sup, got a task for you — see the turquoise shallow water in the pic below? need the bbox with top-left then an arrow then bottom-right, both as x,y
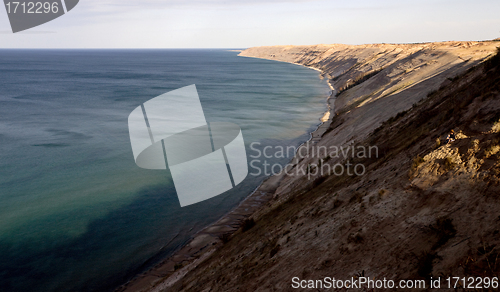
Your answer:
0,49 -> 329,291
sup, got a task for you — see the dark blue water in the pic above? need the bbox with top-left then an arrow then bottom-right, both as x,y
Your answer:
0,49 -> 329,292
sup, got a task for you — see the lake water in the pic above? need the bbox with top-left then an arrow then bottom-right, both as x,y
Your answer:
0,49 -> 329,291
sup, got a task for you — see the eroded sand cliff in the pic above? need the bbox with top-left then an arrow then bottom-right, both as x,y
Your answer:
121,41 -> 500,292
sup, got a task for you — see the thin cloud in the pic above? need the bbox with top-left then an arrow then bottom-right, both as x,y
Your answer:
0,31 -> 57,34
82,0 -> 322,12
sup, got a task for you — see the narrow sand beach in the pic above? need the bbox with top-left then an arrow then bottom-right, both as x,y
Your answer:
116,66 -> 334,292
117,40 -> 500,291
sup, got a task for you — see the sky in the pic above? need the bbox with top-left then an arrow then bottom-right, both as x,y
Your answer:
0,0 -> 499,48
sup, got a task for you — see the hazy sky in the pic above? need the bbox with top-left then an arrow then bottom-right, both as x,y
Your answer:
1,0 -> 499,48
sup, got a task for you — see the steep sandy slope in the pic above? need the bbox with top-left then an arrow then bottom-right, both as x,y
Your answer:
121,41 -> 500,292
161,46 -> 500,292
241,41 -> 499,202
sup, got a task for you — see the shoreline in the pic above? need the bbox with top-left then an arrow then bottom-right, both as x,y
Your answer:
238,55 -> 336,124
116,57 -> 333,292
123,40 -> 500,291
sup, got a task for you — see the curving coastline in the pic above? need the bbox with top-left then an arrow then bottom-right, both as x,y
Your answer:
116,55 -> 334,292
118,40 -> 500,292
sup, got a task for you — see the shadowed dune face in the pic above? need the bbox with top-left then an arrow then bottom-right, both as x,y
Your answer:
120,44 -> 499,292
240,41 -> 499,200
240,42 -> 499,115
148,45 -> 500,292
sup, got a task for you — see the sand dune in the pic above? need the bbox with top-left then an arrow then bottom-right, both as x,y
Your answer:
120,40 -> 500,292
